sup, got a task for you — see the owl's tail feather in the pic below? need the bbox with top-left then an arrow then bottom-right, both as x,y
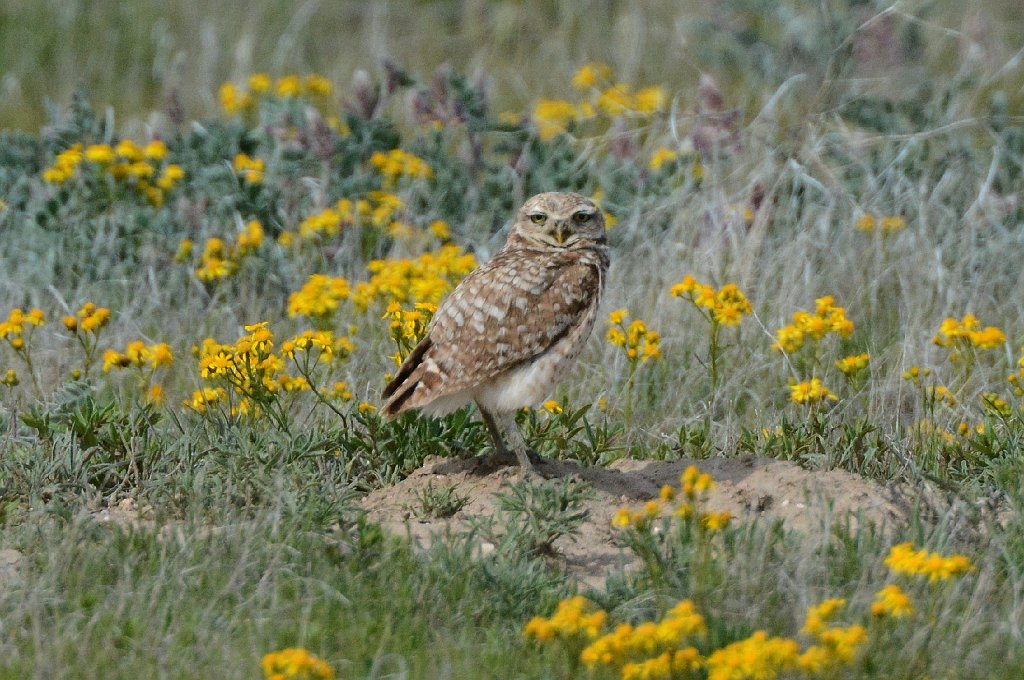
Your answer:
381,336 -> 433,419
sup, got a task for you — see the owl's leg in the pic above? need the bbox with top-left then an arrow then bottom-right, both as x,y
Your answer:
478,406 -> 515,465
478,406 -> 541,474
496,413 -> 542,475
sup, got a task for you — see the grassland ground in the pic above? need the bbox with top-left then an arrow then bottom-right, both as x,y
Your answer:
1,1 -> 1024,678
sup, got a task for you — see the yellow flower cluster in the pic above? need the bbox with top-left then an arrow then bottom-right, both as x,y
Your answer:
298,201 -> 354,240
606,309 -> 662,362
542,399 -> 562,415
1010,346 -> 1024,396
571,62 -> 613,90
671,277 -> 752,328
235,219 -> 265,255
0,308 -> 45,350
42,141 -> 184,206
191,221 -> 265,282
595,83 -> 666,117
260,647 -> 335,680
528,589 -> 874,680
531,63 -> 666,140
289,192 -> 425,244
532,99 -> 581,141
835,352 -> 870,378
220,73 -> 334,115
369,149 -> 433,187
64,303 -> 111,336
926,384 -> 957,408
789,378 -> 838,406
192,322 -> 353,417
233,153 -> 265,184
981,392 -> 1012,418
42,144 -> 84,183
884,543 -> 974,582
900,365 -> 930,384
195,238 -> 236,282
800,599 -> 846,638
384,302 -> 436,365
188,386 -> 228,414
932,314 -> 1006,361
705,609 -> 866,680
797,625 -> 867,675
523,595 -> 608,643
102,342 -> 173,372
280,330 -> 353,363
1,369 -> 18,387
706,631 -> 800,680
773,296 -> 854,353
580,601 -> 706,674
855,213 -> 906,235
352,245 -> 477,309
870,584 -> 913,619
648,147 -> 678,172
612,466 -> 728,532
287,275 -> 351,320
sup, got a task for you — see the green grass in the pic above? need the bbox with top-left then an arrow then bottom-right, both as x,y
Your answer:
1,0 -> 1024,676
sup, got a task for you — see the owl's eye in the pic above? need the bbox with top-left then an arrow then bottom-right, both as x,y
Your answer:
529,213 -> 546,225
573,211 -> 593,224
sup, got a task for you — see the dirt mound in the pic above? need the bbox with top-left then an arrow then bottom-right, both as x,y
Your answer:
360,455 -> 913,588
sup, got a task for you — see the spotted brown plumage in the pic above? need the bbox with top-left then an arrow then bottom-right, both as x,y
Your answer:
382,192 -> 609,474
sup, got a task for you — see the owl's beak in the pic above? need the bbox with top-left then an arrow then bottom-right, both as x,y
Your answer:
552,220 -> 570,245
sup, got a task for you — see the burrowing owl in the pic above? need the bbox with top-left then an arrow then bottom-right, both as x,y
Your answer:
382,192 -> 609,473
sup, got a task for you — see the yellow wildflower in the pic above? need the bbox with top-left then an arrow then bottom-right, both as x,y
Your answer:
288,275 -> 351,320
85,144 -> 115,165
260,647 -> 334,680
632,86 -> 667,114
649,147 -> 678,171
835,352 -> 870,377
143,140 -> 168,160
681,465 -> 715,498
233,153 -> 265,184
304,74 -> 332,96
606,309 -> 661,363
248,73 -> 271,94
542,399 -> 562,414
597,83 -> 633,116
705,631 -> 799,680
871,584 -> 913,618
672,278 -> 752,328
275,75 -> 302,98
789,378 -> 838,405
146,385 -> 166,406
801,598 -> 846,638
369,149 -> 433,187
218,82 -> 252,115
700,511 -> 732,533
884,542 -> 974,582
235,220 -> 264,254
571,62 -> 612,90
532,99 -> 578,141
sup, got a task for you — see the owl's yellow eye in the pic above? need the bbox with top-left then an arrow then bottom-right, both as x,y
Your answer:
573,211 -> 593,224
529,213 -> 546,225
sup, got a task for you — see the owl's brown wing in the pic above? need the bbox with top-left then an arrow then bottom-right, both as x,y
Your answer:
381,250 -> 602,417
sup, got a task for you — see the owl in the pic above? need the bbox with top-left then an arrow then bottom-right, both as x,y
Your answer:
382,192 -> 610,474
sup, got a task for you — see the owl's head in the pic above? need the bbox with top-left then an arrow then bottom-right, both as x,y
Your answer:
511,192 -> 606,250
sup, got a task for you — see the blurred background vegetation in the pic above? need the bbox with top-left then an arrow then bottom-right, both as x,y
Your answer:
2,0 -> 1023,131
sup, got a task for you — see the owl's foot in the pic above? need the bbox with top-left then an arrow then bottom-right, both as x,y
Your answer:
482,447 -> 543,469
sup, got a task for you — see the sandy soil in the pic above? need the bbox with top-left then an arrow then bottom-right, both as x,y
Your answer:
360,455 -> 920,588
